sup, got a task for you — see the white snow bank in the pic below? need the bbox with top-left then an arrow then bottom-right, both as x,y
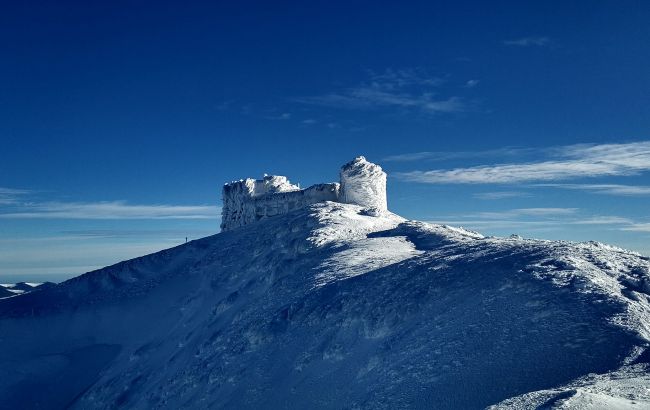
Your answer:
490,364 -> 650,409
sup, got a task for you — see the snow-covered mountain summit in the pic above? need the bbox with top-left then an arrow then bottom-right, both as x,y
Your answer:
1,160 -> 649,409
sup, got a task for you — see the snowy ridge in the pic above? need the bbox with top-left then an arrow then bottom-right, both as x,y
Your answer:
1,202 -> 649,409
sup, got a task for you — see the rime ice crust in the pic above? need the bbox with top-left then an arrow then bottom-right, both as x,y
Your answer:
220,156 -> 387,231
220,175 -> 339,231
340,156 -> 387,211
221,175 -> 304,231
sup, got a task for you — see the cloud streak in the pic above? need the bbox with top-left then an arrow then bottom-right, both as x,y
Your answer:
394,141 -> 650,184
430,209 -> 650,240
504,36 -> 550,47
428,208 -> 580,231
470,207 -> 578,219
0,188 -> 30,205
0,200 -> 219,220
568,216 -> 633,225
536,183 -> 650,196
622,223 -> 650,232
383,147 -> 531,162
367,68 -> 445,88
299,90 -> 462,114
297,68 -> 464,115
265,112 -> 292,120
473,191 -> 531,200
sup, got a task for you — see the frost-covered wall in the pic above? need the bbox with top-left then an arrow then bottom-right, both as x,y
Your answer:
220,157 -> 387,231
340,156 -> 387,211
221,175 -> 339,231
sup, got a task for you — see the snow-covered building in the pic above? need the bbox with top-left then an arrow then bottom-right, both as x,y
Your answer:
340,156 -> 387,211
220,156 -> 387,231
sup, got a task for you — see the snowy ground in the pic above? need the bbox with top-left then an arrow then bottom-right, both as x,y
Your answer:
490,364 -> 650,409
1,202 -> 649,409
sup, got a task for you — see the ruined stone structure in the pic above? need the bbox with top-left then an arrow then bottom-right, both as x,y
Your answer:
339,156 -> 387,211
220,156 -> 387,231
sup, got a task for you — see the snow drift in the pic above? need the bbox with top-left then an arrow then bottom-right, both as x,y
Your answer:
1,202 -> 649,409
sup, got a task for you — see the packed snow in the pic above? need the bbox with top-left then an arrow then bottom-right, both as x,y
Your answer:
490,364 -> 650,409
1,202 -> 649,409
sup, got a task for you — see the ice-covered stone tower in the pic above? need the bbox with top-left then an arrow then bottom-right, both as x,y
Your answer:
339,156 -> 387,211
220,156 -> 387,231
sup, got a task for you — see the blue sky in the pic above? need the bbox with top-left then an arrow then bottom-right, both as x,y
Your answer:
1,1 -> 650,282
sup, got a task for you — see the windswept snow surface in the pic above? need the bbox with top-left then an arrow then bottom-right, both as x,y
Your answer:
1,202 -> 649,409
489,364 -> 650,409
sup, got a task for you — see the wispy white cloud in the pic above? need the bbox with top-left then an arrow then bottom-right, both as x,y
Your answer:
471,207 -> 578,219
474,191 -> 531,200
0,240 -> 182,277
394,141 -> 650,184
297,68 -> 464,115
265,112 -> 292,120
464,79 -> 479,88
622,223 -> 650,232
0,200 -> 219,220
383,147 -> 531,162
0,190 -> 220,279
536,183 -> 650,196
430,207 -> 650,240
58,228 -> 216,239
568,216 -> 633,225
504,36 -> 550,47
367,68 -> 446,89
300,90 -> 462,114
427,218 -> 650,246
429,208 -> 579,231
426,218 -> 558,231
0,188 -> 30,205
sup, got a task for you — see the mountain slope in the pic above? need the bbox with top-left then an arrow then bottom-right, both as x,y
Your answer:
0,282 -> 56,299
1,202 -> 649,409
